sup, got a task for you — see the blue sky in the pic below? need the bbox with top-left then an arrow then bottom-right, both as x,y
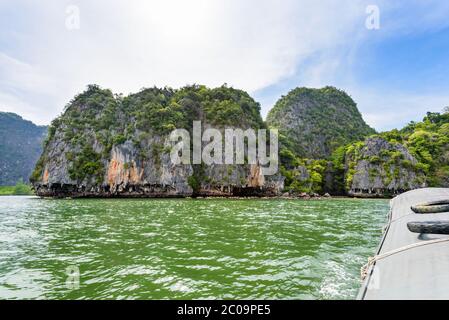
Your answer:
1,1 -> 449,131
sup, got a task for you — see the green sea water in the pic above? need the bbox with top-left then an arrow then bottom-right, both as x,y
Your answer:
0,196 -> 389,300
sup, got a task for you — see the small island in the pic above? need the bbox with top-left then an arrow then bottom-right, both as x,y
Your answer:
25,85 -> 449,199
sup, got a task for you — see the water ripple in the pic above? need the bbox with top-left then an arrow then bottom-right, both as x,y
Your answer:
0,196 -> 388,299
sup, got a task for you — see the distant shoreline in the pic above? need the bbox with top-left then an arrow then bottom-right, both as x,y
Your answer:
12,194 -> 392,200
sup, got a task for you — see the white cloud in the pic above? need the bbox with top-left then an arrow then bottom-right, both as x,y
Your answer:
1,0 -> 449,129
0,0 -> 372,124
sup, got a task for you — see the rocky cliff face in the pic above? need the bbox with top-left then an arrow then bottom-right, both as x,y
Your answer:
267,86 -> 375,159
345,137 -> 427,197
0,112 -> 47,185
338,111 -> 449,198
32,85 -> 284,198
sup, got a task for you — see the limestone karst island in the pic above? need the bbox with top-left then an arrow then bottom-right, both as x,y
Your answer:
1,1 -> 449,305
19,85 -> 447,198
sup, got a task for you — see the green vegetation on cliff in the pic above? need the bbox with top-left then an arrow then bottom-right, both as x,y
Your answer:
274,96 -> 448,195
125,84 -> 264,135
0,180 -> 33,195
268,86 -> 375,194
394,111 -> 449,186
280,156 -> 327,194
29,83 -> 448,197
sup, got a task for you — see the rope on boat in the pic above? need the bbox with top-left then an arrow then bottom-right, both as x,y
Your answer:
361,237 -> 449,280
